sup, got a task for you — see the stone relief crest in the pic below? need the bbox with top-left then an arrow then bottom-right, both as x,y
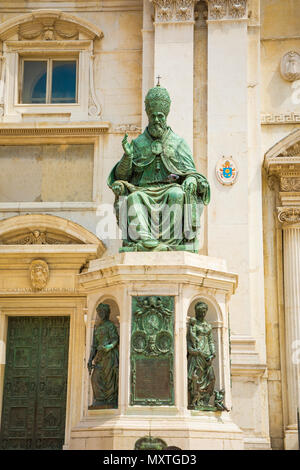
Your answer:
280,51 -> 300,82
215,156 -> 238,186
29,259 -> 49,290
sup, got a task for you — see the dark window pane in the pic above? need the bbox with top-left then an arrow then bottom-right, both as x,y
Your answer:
51,61 -> 76,103
22,61 -> 47,104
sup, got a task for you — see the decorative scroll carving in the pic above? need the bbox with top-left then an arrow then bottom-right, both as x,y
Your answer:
18,19 -> 79,41
280,177 -> 300,192
280,51 -> 300,82
88,55 -> 102,120
0,11 -> 103,42
0,230 -> 83,245
278,207 -> 300,224
279,142 -> 300,158
151,0 -> 199,22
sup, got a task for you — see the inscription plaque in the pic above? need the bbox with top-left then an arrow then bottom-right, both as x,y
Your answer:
135,358 -> 171,401
130,296 -> 174,406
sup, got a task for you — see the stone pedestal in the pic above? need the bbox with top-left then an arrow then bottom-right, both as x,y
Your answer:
69,252 -> 244,450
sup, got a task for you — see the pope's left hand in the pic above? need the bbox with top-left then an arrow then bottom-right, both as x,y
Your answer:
182,176 -> 197,195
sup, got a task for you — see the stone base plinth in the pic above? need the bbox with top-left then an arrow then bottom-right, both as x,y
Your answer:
70,252 -> 244,450
284,426 -> 299,450
68,413 -> 244,450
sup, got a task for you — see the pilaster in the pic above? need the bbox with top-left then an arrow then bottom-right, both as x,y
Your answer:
206,0 -> 251,334
149,0 -> 199,149
265,133 -> 300,449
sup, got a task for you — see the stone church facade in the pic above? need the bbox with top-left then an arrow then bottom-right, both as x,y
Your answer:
0,0 -> 299,450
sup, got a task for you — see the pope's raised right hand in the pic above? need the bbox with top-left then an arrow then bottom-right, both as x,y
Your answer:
122,133 -> 133,158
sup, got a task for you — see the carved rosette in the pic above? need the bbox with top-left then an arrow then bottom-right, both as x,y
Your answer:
206,0 -> 248,20
151,0 -> 199,22
278,207 -> 300,225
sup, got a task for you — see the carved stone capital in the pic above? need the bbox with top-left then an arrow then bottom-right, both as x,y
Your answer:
206,0 -> 248,20
151,0 -> 200,23
278,207 -> 300,225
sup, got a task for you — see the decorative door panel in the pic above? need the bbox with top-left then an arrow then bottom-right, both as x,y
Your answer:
0,317 -> 70,450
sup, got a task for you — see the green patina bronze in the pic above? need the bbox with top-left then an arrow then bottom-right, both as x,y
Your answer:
108,85 -> 210,253
0,316 -> 69,450
134,436 -> 167,450
187,301 -> 229,412
187,301 -> 216,411
88,303 -> 119,409
130,296 -> 174,406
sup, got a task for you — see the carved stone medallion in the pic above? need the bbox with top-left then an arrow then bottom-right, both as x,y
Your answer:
29,259 -> 49,290
215,156 -> 238,186
280,51 -> 300,82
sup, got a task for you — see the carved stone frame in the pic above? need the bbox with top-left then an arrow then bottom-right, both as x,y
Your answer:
264,129 -> 300,449
0,10 -> 103,122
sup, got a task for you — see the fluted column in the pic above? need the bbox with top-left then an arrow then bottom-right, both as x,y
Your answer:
278,208 -> 300,448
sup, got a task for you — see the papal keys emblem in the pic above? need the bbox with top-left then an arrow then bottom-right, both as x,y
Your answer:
216,156 -> 238,186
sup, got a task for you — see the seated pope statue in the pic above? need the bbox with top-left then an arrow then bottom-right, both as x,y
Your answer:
107,85 -> 210,252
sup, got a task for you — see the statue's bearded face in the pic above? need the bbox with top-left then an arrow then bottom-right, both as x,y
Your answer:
148,111 -> 167,138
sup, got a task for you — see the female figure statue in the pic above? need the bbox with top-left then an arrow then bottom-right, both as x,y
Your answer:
187,301 -> 216,409
88,303 -> 119,408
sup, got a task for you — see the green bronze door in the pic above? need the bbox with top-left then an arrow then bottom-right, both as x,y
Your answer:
0,316 -> 70,450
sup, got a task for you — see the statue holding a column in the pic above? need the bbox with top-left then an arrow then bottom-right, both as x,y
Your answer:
107,84 -> 210,253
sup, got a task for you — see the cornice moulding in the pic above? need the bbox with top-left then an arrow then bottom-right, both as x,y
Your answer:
0,1 -> 143,12
79,252 -> 238,294
0,122 -> 110,136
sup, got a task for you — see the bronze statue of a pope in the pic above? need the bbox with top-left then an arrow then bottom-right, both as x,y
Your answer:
108,85 -> 210,253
